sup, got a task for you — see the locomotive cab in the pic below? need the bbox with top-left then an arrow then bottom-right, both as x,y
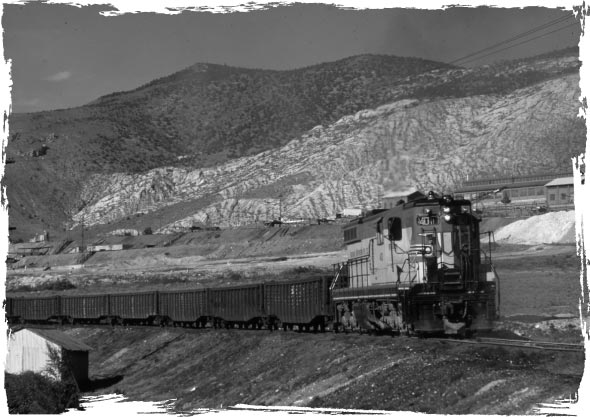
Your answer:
331,192 -> 498,335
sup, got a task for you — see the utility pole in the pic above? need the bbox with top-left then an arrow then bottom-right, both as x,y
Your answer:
81,213 -> 85,252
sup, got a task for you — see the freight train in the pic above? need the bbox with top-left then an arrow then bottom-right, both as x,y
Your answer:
6,192 -> 499,336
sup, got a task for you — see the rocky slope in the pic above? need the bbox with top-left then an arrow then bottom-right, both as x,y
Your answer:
72,71 -> 584,231
3,49 -> 583,239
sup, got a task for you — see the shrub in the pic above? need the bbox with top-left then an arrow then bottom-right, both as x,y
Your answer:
11,278 -> 76,293
143,227 -> 153,235
5,371 -> 80,414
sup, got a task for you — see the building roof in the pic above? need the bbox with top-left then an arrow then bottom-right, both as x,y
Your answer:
544,177 -> 574,187
20,328 -> 92,351
455,179 -> 549,193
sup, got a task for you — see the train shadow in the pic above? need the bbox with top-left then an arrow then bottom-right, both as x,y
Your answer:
80,375 -> 124,392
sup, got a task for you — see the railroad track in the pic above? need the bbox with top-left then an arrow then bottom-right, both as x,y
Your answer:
10,322 -> 586,353
437,336 -> 585,352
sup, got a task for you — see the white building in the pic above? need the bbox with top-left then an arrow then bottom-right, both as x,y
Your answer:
340,208 -> 362,217
6,328 -> 91,385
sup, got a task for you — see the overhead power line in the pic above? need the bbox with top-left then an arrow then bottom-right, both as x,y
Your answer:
449,15 -> 578,66
456,22 -> 579,67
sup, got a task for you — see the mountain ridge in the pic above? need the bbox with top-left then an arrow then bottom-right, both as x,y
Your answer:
3,48 -> 584,240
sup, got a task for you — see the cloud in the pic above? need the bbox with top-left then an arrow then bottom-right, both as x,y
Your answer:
45,71 -> 72,82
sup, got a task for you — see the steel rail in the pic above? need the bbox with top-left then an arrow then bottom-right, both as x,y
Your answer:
435,336 -> 584,352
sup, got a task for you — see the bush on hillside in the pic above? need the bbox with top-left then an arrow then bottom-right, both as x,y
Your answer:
5,371 -> 80,414
11,278 -> 76,293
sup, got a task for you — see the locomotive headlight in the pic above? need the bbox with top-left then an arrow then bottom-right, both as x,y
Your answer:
442,206 -> 451,214
444,214 -> 453,223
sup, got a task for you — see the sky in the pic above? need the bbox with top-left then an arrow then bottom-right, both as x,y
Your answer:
1,2 -> 582,113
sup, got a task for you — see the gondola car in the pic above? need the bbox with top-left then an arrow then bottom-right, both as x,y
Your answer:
7,295 -> 61,324
108,291 -> 159,325
158,288 -> 209,327
208,284 -> 265,329
331,191 -> 499,335
264,276 -> 332,331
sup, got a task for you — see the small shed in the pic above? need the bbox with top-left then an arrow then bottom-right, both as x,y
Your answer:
6,328 -> 91,386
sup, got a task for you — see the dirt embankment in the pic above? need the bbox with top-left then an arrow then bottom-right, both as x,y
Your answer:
66,326 -> 582,414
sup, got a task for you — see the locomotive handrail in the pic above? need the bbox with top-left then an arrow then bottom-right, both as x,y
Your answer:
479,231 -> 495,264
392,241 -> 408,255
330,264 -> 345,291
491,263 -> 500,318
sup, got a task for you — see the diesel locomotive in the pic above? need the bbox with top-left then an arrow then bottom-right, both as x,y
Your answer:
6,192 -> 499,336
331,191 -> 499,335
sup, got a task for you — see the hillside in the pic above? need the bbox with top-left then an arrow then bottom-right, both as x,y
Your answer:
73,73 -> 584,232
3,48 -> 583,240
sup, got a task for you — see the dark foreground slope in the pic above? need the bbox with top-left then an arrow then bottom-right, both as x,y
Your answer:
66,324 -> 582,414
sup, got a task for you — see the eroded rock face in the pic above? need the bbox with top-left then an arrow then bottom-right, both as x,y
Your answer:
72,73 -> 583,231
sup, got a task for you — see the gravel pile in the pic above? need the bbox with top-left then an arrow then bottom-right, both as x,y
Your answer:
492,211 -> 575,245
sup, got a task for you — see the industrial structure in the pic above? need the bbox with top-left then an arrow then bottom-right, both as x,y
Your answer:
452,172 -> 574,215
